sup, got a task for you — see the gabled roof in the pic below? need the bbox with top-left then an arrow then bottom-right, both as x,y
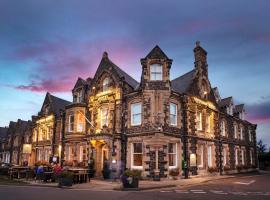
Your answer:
218,97 -> 233,107
144,45 -> 169,59
93,52 -> 139,89
41,93 -> 71,117
212,87 -> 221,102
171,69 -> 196,93
72,77 -> 88,91
234,104 -> 245,113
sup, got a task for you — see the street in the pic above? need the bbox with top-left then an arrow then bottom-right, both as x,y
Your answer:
0,173 -> 270,200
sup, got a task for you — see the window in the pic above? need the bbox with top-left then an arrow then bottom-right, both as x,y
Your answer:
234,125 -> 238,139
223,148 -> 227,166
250,150 -> 254,165
197,145 -> 204,168
221,121 -> 226,136
249,130 -> 252,142
77,113 -> 84,132
235,148 -> 239,166
25,135 -> 29,143
240,127 -> 243,140
100,108 -> 109,128
168,143 -> 177,168
79,146 -> 84,162
170,103 -> 177,126
75,90 -> 83,103
207,146 -> 212,167
132,143 -> 143,168
69,114 -> 74,132
206,114 -> 211,132
150,64 -> 162,80
196,112 -> 202,131
103,77 -> 110,92
131,103 -> 142,126
241,149 -> 245,165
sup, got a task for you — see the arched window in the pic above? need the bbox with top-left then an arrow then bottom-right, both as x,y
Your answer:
103,77 -> 110,92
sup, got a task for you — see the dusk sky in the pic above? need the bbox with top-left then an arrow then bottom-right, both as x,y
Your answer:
0,1 -> 269,145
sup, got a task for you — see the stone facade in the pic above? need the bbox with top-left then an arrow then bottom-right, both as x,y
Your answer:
0,42 -> 257,180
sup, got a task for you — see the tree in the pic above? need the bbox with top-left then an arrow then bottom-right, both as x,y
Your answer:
257,139 -> 267,154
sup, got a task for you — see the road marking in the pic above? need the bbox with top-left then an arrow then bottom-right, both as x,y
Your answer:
210,190 -> 228,195
234,180 -> 255,185
192,192 -> 207,194
230,192 -> 248,195
190,189 -> 203,191
160,190 -> 172,193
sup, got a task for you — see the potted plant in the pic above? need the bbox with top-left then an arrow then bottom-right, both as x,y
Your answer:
58,170 -> 73,187
121,169 -> 141,189
169,168 -> 179,180
102,159 -> 111,179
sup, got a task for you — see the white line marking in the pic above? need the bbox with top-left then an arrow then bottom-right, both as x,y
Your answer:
160,190 -> 172,193
190,189 -> 204,191
230,192 -> 247,195
192,192 -> 207,194
234,180 -> 255,185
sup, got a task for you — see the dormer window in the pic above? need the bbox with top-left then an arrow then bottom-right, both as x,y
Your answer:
103,77 -> 110,92
150,64 -> 162,81
74,90 -> 83,103
44,104 -> 49,114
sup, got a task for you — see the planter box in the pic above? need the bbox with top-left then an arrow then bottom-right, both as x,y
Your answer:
58,178 -> 73,187
122,178 -> 139,188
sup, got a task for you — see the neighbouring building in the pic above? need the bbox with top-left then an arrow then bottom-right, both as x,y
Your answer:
1,41 -> 258,179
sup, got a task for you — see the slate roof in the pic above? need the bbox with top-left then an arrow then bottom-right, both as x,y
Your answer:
72,77 -> 88,91
0,127 -> 8,139
171,69 -> 196,93
144,45 -> 169,60
94,52 -> 139,89
49,93 -> 71,116
218,97 -> 233,107
234,104 -> 245,113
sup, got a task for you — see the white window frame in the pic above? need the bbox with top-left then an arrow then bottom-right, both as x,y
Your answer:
131,103 -> 142,126
150,64 -> 163,81
241,149 -> 245,165
207,146 -> 212,167
235,148 -> 239,166
68,114 -> 74,132
79,146 -> 84,162
250,149 -> 253,165
170,103 -> 177,126
100,108 -> 109,128
249,130 -> 252,142
198,145 -> 204,168
223,147 -> 227,166
131,143 -> 143,169
197,112 -> 202,131
168,143 -> 177,168
240,127 -> 243,140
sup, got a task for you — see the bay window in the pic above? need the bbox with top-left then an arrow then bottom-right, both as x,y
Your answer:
77,113 -> 84,132
131,103 -> 142,126
150,64 -> 163,80
170,103 -> 177,126
100,108 -> 109,128
68,114 -> 74,132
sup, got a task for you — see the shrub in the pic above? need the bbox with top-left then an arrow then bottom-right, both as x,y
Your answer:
236,165 -> 243,171
59,170 -> 73,179
169,168 -> 180,177
208,167 -> 218,173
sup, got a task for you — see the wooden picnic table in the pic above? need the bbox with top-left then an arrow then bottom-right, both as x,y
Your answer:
68,168 -> 89,184
9,166 -> 30,179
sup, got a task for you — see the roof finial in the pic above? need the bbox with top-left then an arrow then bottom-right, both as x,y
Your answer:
195,41 -> 200,47
103,51 -> 108,58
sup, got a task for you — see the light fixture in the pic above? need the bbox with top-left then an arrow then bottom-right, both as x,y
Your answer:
203,91 -> 207,95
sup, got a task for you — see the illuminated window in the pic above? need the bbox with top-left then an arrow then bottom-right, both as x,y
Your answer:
197,145 -> 204,168
69,114 -> 74,132
170,103 -> 177,126
131,103 -> 142,126
240,127 -> 244,140
206,114 -> 211,132
103,77 -> 110,92
79,146 -> 84,162
74,90 -> 83,103
250,149 -> 254,165
168,143 -> 177,168
77,113 -> 84,132
207,146 -> 212,167
249,130 -> 252,142
150,64 -> 162,80
131,143 -> 143,169
100,108 -> 109,128
235,148 -> 239,166
196,112 -> 202,131
241,149 -> 245,165
221,120 -> 226,136
223,147 -> 227,166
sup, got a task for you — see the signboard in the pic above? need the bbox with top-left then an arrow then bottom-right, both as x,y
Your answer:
22,144 -> 32,154
190,153 -> 197,167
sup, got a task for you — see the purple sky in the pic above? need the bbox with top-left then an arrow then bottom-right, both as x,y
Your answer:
0,0 -> 269,146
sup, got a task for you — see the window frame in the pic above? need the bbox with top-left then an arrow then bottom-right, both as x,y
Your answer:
150,64 -> 163,81
100,108 -> 109,128
198,145 -> 204,168
168,143 -> 177,168
131,143 -> 143,169
207,145 -> 212,167
221,120 -> 226,136
102,77 -> 110,92
196,112 -> 202,131
170,103 -> 177,126
131,103 -> 142,126
68,114 -> 75,132
206,114 -> 211,133
234,124 -> 238,139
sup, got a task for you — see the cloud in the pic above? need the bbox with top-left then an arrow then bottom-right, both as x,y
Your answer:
246,98 -> 270,124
